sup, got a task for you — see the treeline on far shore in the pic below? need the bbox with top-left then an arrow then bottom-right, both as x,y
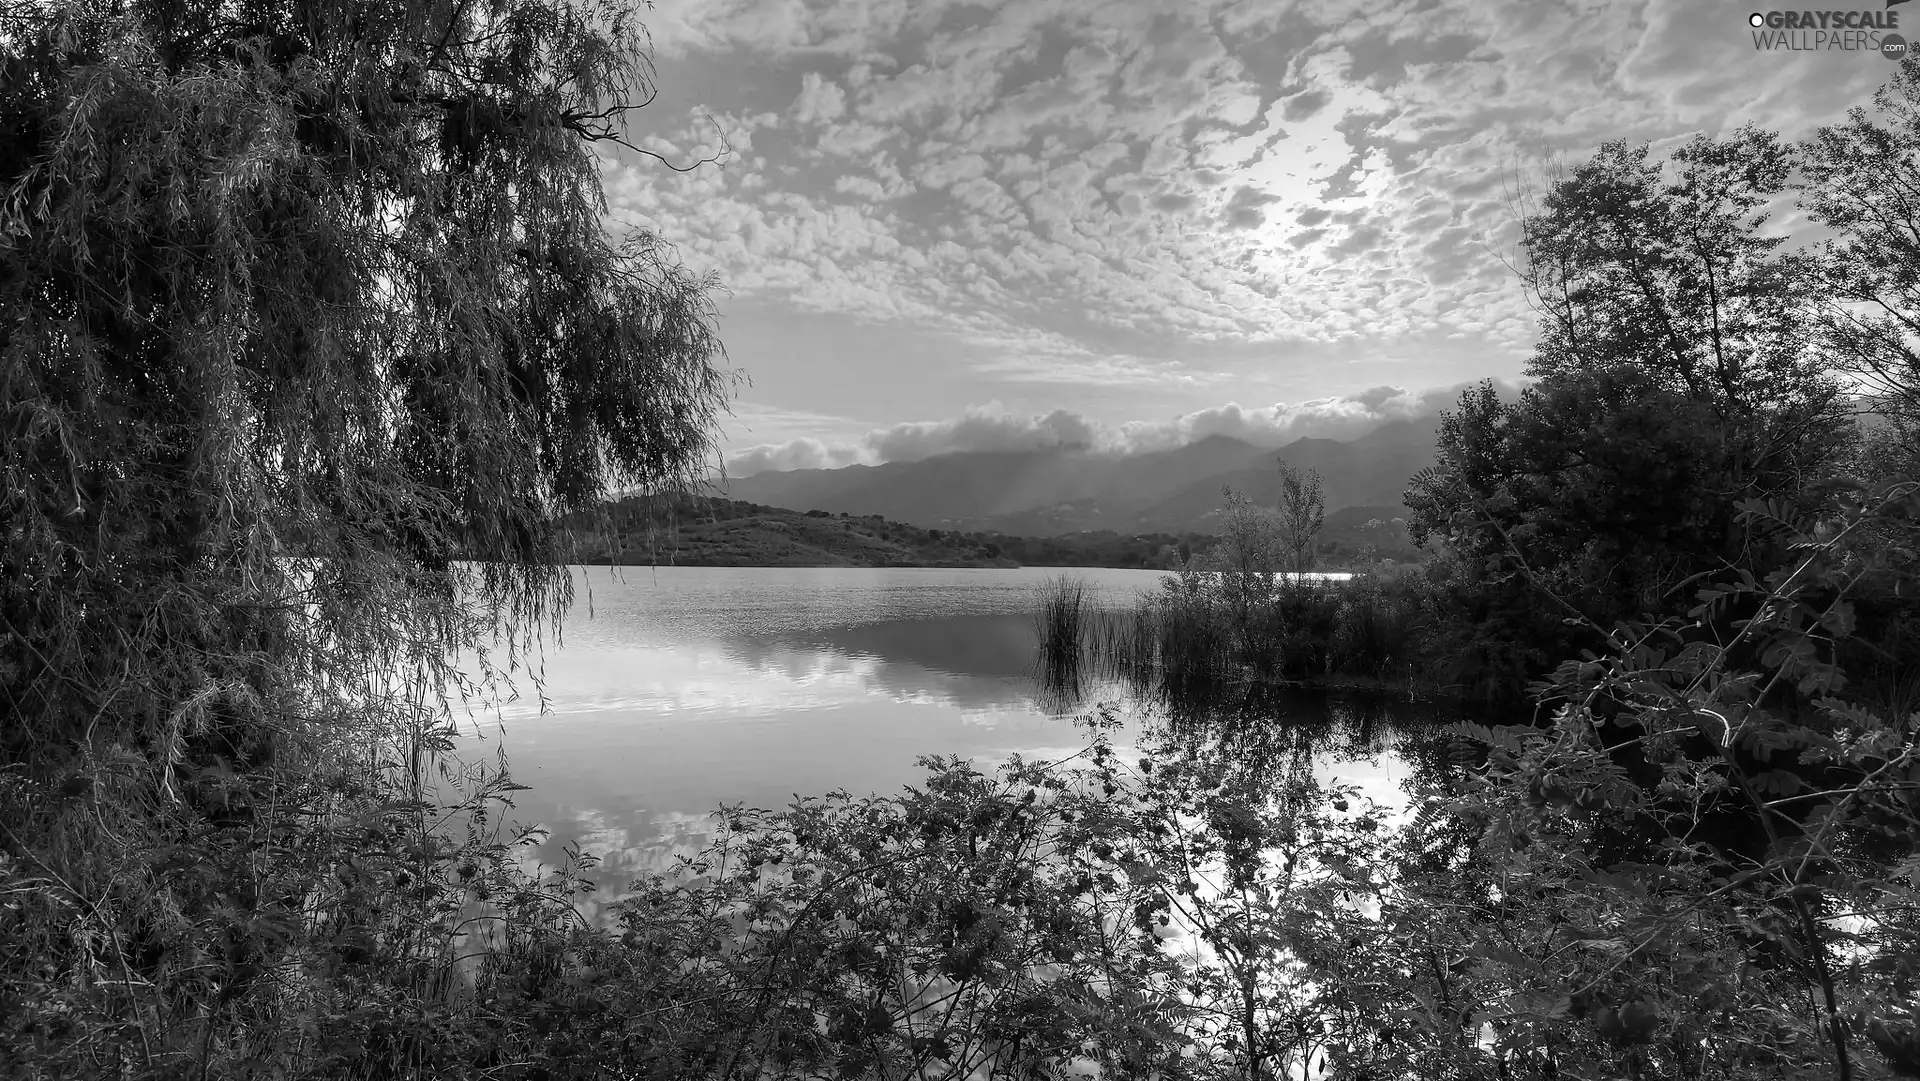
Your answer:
565,494 -> 1421,570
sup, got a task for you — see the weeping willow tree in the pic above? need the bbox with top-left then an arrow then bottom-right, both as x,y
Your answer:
0,0 -> 730,1073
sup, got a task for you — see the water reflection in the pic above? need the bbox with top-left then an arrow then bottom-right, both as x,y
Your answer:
470,568 -> 1162,889
461,567 -> 1441,901
723,614 -> 1047,713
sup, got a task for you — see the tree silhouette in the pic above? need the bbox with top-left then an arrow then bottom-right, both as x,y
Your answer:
1276,462 -> 1325,575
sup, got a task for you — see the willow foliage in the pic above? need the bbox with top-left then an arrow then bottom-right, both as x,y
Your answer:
0,0 -> 729,1072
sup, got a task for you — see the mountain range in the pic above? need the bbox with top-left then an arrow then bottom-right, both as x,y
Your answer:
716,419 -> 1441,536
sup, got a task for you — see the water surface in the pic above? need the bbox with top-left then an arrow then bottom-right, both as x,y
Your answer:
460,566 -> 1409,894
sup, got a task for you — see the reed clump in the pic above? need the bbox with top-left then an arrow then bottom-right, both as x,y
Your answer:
1033,574 -> 1092,672
1039,565 -> 1455,713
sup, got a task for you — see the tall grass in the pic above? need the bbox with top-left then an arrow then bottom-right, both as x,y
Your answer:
1033,575 -> 1092,714
1033,574 -> 1090,670
1036,569 -> 1451,718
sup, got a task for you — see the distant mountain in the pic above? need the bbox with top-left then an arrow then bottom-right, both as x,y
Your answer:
719,433 -> 1279,526
1128,420 -> 1440,533
717,419 -> 1440,536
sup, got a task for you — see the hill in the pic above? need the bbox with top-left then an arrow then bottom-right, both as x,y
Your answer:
571,497 -> 1007,567
719,420 -> 1440,536
566,495 -> 1421,570
568,497 -> 1220,569
718,434 -> 1275,528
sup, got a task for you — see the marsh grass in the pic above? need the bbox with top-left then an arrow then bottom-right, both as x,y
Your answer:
1035,570 -> 1445,719
1033,574 -> 1091,671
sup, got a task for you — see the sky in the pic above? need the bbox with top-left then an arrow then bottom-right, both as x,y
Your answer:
598,0 -> 1894,476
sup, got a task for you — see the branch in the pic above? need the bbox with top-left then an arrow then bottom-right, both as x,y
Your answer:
579,110 -> 732,173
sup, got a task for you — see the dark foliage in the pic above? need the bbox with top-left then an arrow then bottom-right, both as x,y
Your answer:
1,0 -> 729,1073
1406,125 -> 1855,699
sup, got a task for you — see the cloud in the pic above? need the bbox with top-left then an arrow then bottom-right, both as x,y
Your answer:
872,403 -> 1103,458
607,0 -> 1889,411
1223,184 -> 1280,230
834,174 -> 890,201
1107,379 -> 1526,453
726,437 -> 868,475
792,72 -> 849,125
726,401 -> 1102,475
1283,90 -> 1331,122
725,380 -> 1528,475
916,152 -> 992,190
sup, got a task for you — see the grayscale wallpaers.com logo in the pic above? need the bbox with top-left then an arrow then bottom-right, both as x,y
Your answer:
1748,1 -> 1910,57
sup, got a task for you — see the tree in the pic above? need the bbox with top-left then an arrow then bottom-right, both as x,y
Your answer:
1521,129 -> 1827,413
1411,129 -> 1853,648
0,0 -> 730,1071
1207,486 -> 1283,630
1802,53 -> 1920,470
1525,128 -> 1846,484
1275,462 -> 1325,575
1411,373 -> 1748,617
1391,92 -> 1920,1081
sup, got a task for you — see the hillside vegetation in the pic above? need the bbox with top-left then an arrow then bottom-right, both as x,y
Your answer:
574,497 -> 1014,567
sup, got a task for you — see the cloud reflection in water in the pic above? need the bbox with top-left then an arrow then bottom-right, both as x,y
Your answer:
469,568 -> 1164,892
463,568 -> 1415,905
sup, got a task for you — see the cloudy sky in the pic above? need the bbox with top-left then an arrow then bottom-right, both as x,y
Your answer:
600,0 -> 1890,475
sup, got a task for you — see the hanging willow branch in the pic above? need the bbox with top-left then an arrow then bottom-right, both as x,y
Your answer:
0,0 -> 734,1072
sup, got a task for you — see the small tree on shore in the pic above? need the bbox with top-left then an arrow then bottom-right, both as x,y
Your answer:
1276,462 -> 1326,575
1211,486 -> 1283,602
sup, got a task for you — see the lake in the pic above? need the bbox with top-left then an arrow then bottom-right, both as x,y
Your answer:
458,566 -> 1411,900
